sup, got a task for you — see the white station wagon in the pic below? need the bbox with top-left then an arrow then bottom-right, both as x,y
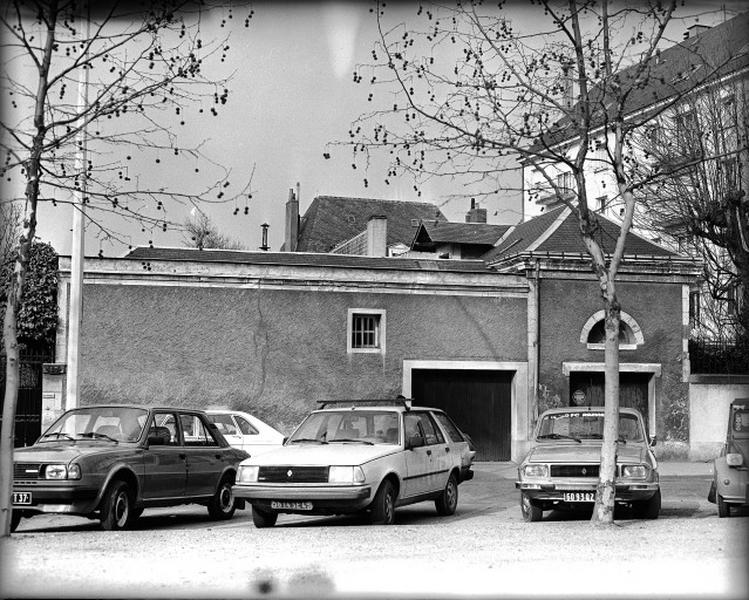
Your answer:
233,400 -> 476,527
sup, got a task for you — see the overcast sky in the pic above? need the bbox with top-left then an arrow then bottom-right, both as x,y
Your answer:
27,0 -> 748,257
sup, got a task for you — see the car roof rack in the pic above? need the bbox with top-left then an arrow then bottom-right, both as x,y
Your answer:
316,399 -> 412,410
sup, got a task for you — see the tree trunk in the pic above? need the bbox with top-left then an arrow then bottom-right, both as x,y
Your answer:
592,296 -> 621,524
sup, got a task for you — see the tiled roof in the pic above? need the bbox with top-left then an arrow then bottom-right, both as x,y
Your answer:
412,222 -> 511,248
123,246 -> 491,273
536,11 -> 749,150
295,195 -> 447,253
483,206 -> 676,263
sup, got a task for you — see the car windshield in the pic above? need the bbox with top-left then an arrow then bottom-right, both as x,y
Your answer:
288,410 -> 400,445
40,407 -> 149,443
537,411 -> 644,442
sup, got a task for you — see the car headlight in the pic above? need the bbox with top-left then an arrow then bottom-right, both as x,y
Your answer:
522,464 -> 549,478
328,466 -> 365,484
44,464 -> 80,480
237,465 -> 259,483
726,453 -> 743,467
622,465 -> 648,479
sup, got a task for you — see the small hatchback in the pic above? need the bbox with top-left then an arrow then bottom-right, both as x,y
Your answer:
707,398 -> 749,517
233,399 -> 476,527
515,406 -> 660,521
11,405 -> 248,531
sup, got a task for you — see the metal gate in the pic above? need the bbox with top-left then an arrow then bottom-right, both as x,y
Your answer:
411,369 -> 513,461
0,353 -> 50,447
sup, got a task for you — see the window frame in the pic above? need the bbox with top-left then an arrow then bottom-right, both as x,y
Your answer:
347,308 -> 386,354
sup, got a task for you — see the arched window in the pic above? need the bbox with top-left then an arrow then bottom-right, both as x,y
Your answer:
580,310 -> 644,350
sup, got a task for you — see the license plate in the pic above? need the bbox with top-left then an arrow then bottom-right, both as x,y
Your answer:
563,491 -> 595,502
271,501 -> 313,511
12,491 -> 32,505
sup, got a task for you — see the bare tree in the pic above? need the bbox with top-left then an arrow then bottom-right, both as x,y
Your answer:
341,0 -> 733,523
0,0 -> 254,536
632,77 -> 749,343
184,210 -> 245,250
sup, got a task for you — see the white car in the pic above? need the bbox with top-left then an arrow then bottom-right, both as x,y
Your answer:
205,410 -> 284,457
233,399 -> 476,527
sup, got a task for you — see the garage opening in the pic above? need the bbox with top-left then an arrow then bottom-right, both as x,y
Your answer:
411,369 -> 513,461
568,371 -> 651,433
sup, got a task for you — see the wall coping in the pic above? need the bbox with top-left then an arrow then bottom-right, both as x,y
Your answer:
689,373 -> 749,385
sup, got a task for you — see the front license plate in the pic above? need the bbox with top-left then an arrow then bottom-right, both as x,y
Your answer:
12,491 -> 32,505
271,501 -> 313,511
563,491 -> 595,502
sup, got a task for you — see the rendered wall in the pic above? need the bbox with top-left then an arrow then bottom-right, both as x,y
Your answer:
78,283 -> 527,434
689,376 -> 749,461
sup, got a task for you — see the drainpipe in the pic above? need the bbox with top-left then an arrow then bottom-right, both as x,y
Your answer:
527,259 -> 541,434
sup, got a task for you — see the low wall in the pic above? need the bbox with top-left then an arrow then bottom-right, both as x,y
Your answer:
688,374 -> 749,461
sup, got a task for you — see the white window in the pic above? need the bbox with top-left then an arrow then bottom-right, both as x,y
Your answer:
347,309 -> 386,354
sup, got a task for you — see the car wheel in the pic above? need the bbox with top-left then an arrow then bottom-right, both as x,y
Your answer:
520,492 -> 543,522
10,510 -> 22,533
707,480 -> 716,504
252,506 -> 278,528
370,479 -> 396,525
208,477 -> 236,520
717,494 -> 731,518
636,489 -> 661,519
100,480 -> 132,531
435,473 -> 458,516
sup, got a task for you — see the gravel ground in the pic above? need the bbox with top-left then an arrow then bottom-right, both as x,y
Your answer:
1,464 -> 746,599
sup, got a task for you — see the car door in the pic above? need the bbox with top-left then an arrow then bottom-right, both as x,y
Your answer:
208,413 -> 244,449
235,414 -> 263,453
402,412 -> 432,498
179,413 -> 223,497
142,412 -> 187,500
420,412 -> 451,493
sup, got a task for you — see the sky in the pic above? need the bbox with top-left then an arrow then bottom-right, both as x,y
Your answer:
18,0 -> 749,257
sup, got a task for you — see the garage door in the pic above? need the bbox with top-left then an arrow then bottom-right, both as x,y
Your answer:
568,371 -> 650,434
411,369 -> 513,461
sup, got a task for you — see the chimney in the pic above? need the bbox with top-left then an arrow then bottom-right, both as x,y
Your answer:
366,215 -> 387,257
685,23 -> 710,39
283,184 -> 299,252
260,223 -> 269,251
465,199 -> 487,223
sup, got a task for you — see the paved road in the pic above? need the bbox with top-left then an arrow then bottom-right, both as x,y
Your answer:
2,463 -> 747,598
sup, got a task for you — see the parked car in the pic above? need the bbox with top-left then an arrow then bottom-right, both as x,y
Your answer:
707,398 -> 749,517
11,405 -> 248,532
233,399 -> 476,527
515,406 -> 660,522
204,409 -> 284,456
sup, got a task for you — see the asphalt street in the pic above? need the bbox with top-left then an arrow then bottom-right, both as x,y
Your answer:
1,462 -> 747,599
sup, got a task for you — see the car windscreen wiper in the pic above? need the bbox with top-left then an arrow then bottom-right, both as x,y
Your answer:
288,438 -> 328,444
537,433 -> 581,443
329,438 -> 374,445
79,432 -> 119,443
39,432 -> 76,442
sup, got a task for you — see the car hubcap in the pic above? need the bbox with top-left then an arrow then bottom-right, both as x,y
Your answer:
386,493 -> 394,521
448,483 -> 456,508
115,493 -> 128,526
220,486 -> 232,511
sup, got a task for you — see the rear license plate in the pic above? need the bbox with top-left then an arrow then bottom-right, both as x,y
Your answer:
271,501 -> 313,511
12,491 -> 32,505
563,491 -> 595,502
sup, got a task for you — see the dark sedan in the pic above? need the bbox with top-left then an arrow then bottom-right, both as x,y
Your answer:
11,405 -> 248,531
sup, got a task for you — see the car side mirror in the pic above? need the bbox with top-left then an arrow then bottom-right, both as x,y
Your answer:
406,434 -> 424,450
147,434 -> 165,446
649,435 -> 657,447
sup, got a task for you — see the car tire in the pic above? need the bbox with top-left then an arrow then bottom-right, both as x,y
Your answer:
707,480 -> 716,504
100,480 -> 133,531
435,473 -> 458,516
208,477 -> 236,520
717,494 -> 731,518
370,479 -> 396,525
252,506 -> 278,528
10,510 -> 22,533
636,489 -> 661,519
520,492 -> 543,522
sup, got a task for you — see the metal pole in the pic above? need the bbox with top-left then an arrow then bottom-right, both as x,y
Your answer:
65,8 -> 90,410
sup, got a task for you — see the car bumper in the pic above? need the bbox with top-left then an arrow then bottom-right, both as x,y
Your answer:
515,480 -> 659,503
716,476 -> 749,506
234,483 -> 373,514
12,484 -> 100,515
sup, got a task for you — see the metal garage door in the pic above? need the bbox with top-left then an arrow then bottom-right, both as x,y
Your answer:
411,369 -> 513,461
